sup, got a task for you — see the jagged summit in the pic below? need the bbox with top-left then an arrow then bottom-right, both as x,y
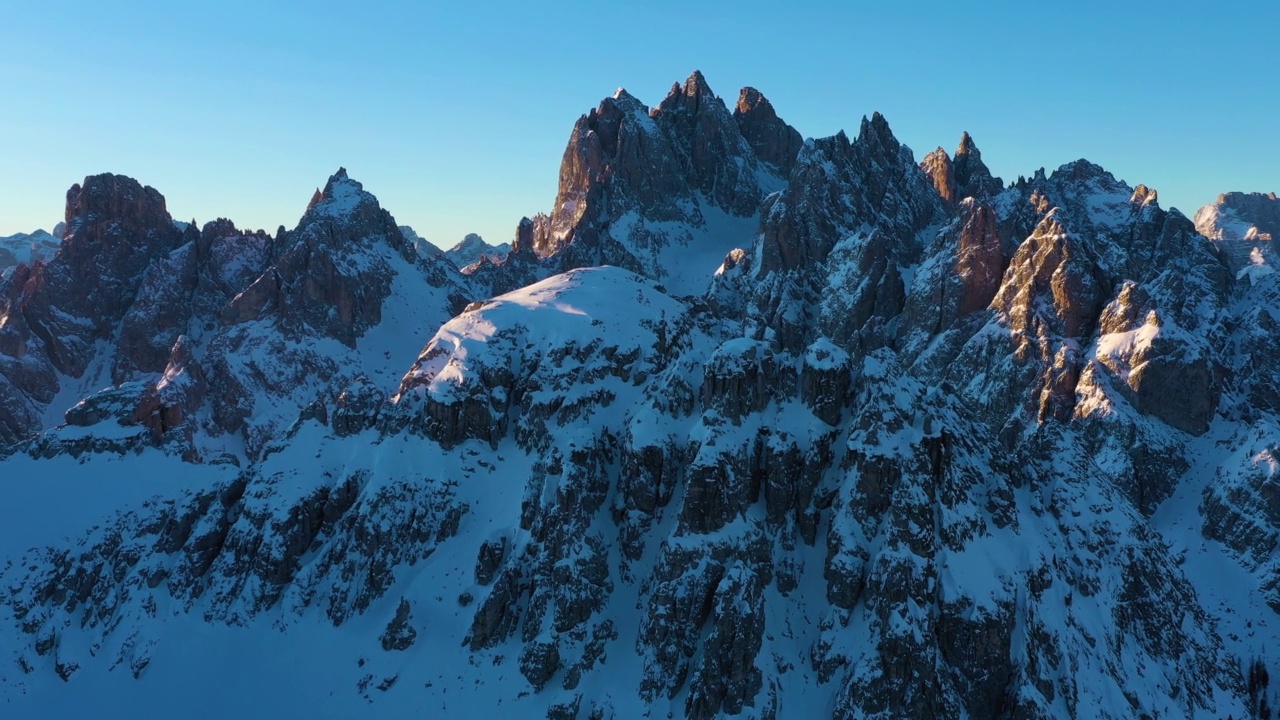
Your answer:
223,167 -> 455,348
1055,157 -> 1114,182
857,111 -> 899,152
922,131 -> 1003,204
444,233 -> 510,269
478,70 -> 796,297
734,86 -> 804,174
659,69 -> 714,106
952,131 -> 1003,198
306,167 -> 375,219
735,86 -> 770,111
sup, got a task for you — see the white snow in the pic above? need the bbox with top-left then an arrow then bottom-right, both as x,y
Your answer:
311,175 -> 368,218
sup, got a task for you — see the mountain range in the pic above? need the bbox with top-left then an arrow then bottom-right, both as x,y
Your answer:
1,70 -> 1278,719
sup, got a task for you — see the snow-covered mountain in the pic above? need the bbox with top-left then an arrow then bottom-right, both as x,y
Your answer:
444,233 -> 511,270
400,224 -> 446,260
1195,191 -> 1278,272
0,228 -> 60,277
2,72 -> 1279,719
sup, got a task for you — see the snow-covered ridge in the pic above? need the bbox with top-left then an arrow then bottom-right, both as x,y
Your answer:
398,266 -> 675,396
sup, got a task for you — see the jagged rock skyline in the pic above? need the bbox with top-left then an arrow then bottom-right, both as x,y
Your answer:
3,68 -> 1269,261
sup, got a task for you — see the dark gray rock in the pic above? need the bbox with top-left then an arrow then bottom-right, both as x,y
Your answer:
379,598 -> 417,651
519,639 -> 560,691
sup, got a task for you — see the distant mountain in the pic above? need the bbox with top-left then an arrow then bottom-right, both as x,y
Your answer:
399,224 -> 445,259
1195,191 -> 1278,271
444,233 -> 510,269
0,229 -> 60,275
2,71 -> 1279,720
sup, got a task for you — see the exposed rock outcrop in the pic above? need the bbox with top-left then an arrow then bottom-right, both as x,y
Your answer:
0,174 -> 185,443
734,87 -> 804,176
479,71 -> 798,298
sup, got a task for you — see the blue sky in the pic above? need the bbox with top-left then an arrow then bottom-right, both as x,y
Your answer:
1,1 -> 1275,247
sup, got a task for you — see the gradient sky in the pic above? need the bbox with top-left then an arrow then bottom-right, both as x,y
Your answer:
2,1 -> 1276,248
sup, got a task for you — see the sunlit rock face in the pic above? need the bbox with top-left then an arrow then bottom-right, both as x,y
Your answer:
2,71 -> 1278,720
1195,191 -> 1279,271
477,71 -> 801,299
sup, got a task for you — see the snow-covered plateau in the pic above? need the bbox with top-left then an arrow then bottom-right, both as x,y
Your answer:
2,72 -> 1279,719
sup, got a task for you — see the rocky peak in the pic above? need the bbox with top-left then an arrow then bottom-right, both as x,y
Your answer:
857,112 -> 900,158
503,71 -> 783,298
995,158 -> 1182,282
199,218 -> 247,244
734,86 -> 770,114
921,147 -> 957,204
1055,158 -> 1111,183
458,232 -> 484,247
513,216 -> 538,254
757,114 -> 943,276
848,115 -> 945,246
920,132 -> 1002,206
734,86 -> 804,175
450,233 -> 489,258
1200,192 -> 1280,232
0,173 -> 190,442
29,174 -> 182,370
61,173 -> 173,239
445,233 -> 511,270
654,70 -> 715,116
1131,183 -> 1159,207
199,169 -> 474,455
220,168 -> 426,345
952,131 -> 1003,199
307,168 -> 376,221
537,87 -> 683,258
649,70 -> 770,217
0,229 -> 61,274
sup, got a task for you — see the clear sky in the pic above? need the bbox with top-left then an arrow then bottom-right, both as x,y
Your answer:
1,1 -> 1276,247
